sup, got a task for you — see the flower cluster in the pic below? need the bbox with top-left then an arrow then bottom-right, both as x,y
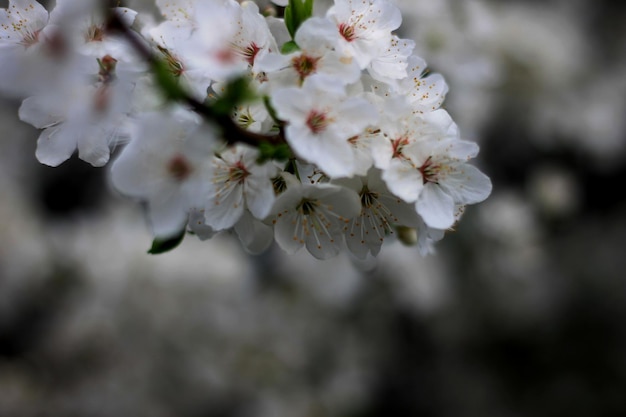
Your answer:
2,0 -> 491,259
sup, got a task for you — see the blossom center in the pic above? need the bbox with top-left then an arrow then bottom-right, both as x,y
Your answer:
338,23 -> 357,42
391,136 -> 410,158
167,154 -> 193,181
238,42 -> 261,66
19,29 -> 41,49
228,160 -> 250,184
306,110 -> 329,134
291,54 -> 321,81
215,48 -> 238,64
419,156 -> 440,184
158,46 -> 185,77
86,25 -> 105,42
297,198 -> 318,216
359,186 -> 379,209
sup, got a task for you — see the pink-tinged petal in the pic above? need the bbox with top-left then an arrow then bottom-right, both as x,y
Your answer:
416,185 -> 456,229
35,125 -> 76,167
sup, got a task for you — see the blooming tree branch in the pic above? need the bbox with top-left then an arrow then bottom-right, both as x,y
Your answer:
3,0 -> 492,259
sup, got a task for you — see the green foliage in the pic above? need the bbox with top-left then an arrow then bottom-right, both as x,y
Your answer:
211,76 -> 258,117
147,230 -> 186,254
284,0 -> 314,40
151,59 -> 187,101
257,142 -> 292,163
262,95 -> 281,125
281,40 -> 300,54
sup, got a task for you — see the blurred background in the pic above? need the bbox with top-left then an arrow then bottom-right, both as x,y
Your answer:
1,0 -> 626,416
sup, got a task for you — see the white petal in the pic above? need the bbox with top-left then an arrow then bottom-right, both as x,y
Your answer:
77,126 -> 112,167
273,211 -> 304,255
187,208 -> 217,241
443,164 -> 493,205
305,229 -> 341,260
35,125 -> 76,167
416,185 -> 456,229
382,159 -> 423,202
18,96 -> 60,129
148,192 -> 189,238
205,182 -> 245,230
234,211 -> 273,255
295,17 -> 339,52
245,176 -> 276,220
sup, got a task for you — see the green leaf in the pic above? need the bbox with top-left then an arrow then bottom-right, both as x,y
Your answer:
281,40 -> 300,54
211,76 -> 257,116
262,95 -> 281,125
284,0 -> 314,39
151,59 -> 187,101
257,142 -> 292,163
147,230 -> 185,254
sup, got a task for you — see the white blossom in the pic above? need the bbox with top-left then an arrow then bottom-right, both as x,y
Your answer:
326,0 -> 402,69
4,0 -> 493,259
110,110 -> 217,238
204,144 -> 278,230
18,56 -> 135,167
256,17 -> 361,87
271,182 -> 361,259
335,168 -> 421,259
271,75 -> 378,178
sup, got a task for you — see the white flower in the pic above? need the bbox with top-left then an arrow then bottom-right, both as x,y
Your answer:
204,144 -> 278,230
110,110 -> 217,238
386,137 -> 492,229
326,0 -> 402,69
0,0 -> 49,49
233,210 -> 274,255
271,75 -> 378,178
271,182 -> 361,259
0,0 -> 64,96
181,0 -> 278,82
399,55 -> 449,113
334,168 -> 420,259
367,35 -> 415,85
18,55 -> 135,167
232,100 -> 273,133
187,207 -> 217,240
49,0 -> 138,62
147,19 -> 213,100
155,0 -> 197,26
256,17 -> 361,87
